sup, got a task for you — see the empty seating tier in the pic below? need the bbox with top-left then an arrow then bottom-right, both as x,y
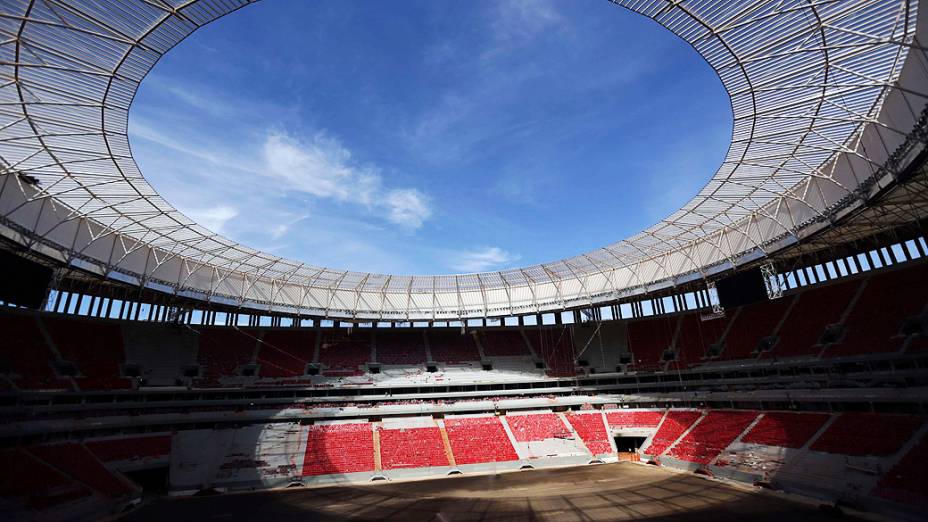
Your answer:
44,318 -> 130,390
29,443 -> 135,498
0,314 -> 71,390
86,435 -> 172,463
257,330 -> 316,377
605,410 -> 664,428
810,413 -> 923,456
740,412 -> 831,448
302,423 -> 375,476
643,411 -> 702,456
627,316 -> 677,370
565,413 -> 613,455
428,331 -> 480,363
721,296 -> 793,359
318,331 -> 370,376
673,314 -> 728,366
479,330 -> 531,356
195,329 -> 258,386
376,331 -> 427,365
0,448 -> 91,511
770,280 -> 858,358
826,265 -> 928,358
874,433 -> 928,507
378,427 -> 449,469
668,411 -> 758,464
507,413 -> 572,442
444,417 -> 518,464
533,327 -> 577,377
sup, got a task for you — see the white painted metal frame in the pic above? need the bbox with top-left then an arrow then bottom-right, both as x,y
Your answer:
0,0 -> 926,320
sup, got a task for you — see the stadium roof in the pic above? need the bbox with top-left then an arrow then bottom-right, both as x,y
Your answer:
1,0 -> 926,320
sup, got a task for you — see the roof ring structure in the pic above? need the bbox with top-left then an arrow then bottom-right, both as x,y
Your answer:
1,0 -> 927,321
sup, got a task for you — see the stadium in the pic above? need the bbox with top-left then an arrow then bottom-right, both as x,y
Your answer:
1,0 -> 928,520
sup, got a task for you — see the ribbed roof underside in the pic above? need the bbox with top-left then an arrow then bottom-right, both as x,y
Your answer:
0,0 -> 925,319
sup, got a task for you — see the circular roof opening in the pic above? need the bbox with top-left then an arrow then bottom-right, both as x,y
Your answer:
129,0 -> 731,275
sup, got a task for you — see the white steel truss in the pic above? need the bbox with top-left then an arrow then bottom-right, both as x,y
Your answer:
0,0 -> 926,320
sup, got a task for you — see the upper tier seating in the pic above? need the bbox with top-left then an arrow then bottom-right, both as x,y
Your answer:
44,318 -> 130,390
428,331 -> 481,363
318,331 -> 370,376
378,427 -> 449,469
0,314 -> 71,390
643,410 -> 702,456
0,448 -> 91,511
668,411 -> 758,464
257,330 -> 316,377
810,413 -> 923,456
302,423 -> 375,476
720,296 -> 794,360
605,410 -> 664,428
376,331 -> 427,365
673,314 -> 729,366
740,412 -> 831,448
769,280 -> 858,358
627,316 -> 677,370
873,433 -> 928,507
506,413 -> 572,441
565,412 -> 613,455
479,330 -> 532,357
826,265 -> 928,358
444,417 -> 519,464
532,327 -> 576,377
29,443 -> 135,498
195,329 -> 257,386
86,435 -> 172,463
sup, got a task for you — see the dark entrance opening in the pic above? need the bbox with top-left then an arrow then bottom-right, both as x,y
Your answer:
614,436 -> 647,453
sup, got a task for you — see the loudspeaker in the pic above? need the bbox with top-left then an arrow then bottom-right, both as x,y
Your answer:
0,250 -> 52,309
715,267 -> 768,308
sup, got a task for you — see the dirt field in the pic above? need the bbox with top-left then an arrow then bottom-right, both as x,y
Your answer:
124,462 -> 850,521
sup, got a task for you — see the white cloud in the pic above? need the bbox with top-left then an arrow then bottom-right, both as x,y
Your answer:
183,205 -> 238,234
448,246 -> 521,273
384,189 -> 431,229
261,132 -> 431,229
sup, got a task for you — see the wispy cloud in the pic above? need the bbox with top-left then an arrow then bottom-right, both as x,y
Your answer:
184,205 -> 239,234
261,132 -> 432,230
447,246 -> 521,272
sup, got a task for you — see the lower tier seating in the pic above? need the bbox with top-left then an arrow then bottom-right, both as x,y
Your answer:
29,443 -> 135,497
740,412 -> 831,448
605,410 -> 664,429
565,413 -> 613,455
667,411 -> 758,464
302,423 -> 375,476
810,413 -> 924,456
378,426 -> 449,469
0,448 -> 92,511
644,410 -> 702,456
444,417 -> 518,464
506,413 -> 572,441
873,433 -> 928,507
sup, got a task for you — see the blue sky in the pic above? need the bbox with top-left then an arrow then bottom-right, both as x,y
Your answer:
129,0 -> 731,275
